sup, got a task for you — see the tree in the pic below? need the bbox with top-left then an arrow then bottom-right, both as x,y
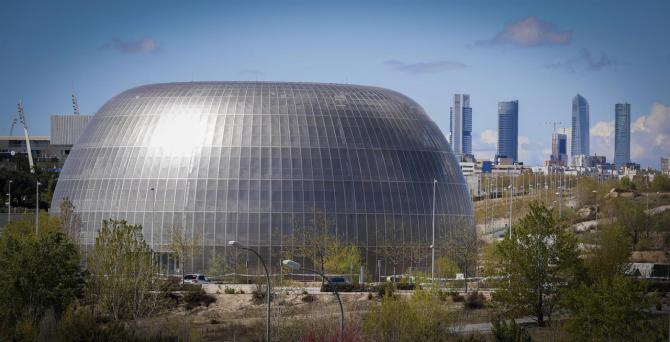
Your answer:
435,256 -> 459,280
283,211 -> 340,276
324,242 -> 361,277
602,198 -> 647,247
0,216 -> 82,334
442,222 -> 479,293
574,176 -> 598,207
582,224 -> 631,279
651,174 -> 670,192
492,203 -> 581,327
561,274 -> 659,341
167,227 -> 203,281
58,197 -> 82,243
87,219 -> 160,320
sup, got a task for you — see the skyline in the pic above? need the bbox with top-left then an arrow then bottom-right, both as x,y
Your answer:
1,0 -> 669,167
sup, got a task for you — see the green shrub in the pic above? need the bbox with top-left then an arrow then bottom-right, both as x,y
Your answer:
224,287 -> 236,294
464,291 -> 486,309
183,289 -> 216,310
363,290 -> 451,341
320,283 -> 356,292
491,318 -> 531,342
375,282 -> 395,299
451,291 -> 465,302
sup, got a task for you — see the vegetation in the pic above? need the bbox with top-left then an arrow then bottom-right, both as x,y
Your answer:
491,317 -> 531,342
492,203 -> 581,327
363,290 -> 452,341
167,227 -> 203,281
0,215 -> 83,337
441,222 -> 479,293
87,219 -> 162,321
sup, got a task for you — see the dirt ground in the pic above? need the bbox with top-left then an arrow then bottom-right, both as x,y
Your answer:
134,285 -> 374,341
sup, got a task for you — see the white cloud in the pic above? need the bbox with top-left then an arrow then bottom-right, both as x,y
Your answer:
476,16 -> 572,47
100,37 -> 160,54
590,120 -> 614,160
480,129 -> 497,145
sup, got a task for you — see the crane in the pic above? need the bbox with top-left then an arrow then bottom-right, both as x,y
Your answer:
16,100 -> 35,173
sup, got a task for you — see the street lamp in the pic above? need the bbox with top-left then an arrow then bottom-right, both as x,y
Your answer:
36,181 -> 41,236
508,185 -> 513,239
283,259 -> 345,339
431,179 -> 437,286
6,180 -> 12,224
555,188 -> 562,219
592,190 -> 598,230
229,241 -> 271,342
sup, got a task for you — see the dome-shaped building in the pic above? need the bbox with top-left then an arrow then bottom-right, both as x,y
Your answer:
51,82 -> 473,275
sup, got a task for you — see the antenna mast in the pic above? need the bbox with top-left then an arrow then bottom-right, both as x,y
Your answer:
71,93 -> 80,115
17,100 -> 35,173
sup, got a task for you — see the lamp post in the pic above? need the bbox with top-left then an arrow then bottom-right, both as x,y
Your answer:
508,185 -> 513,239
555,188 -> 562,219
431,179 -> 437,286
7,180 -> 12,224
229,241 -> 271,342
283,259 -> 344,339
149,187 -> 158,272
593,190 -> 598,230
35,181 -> 41,236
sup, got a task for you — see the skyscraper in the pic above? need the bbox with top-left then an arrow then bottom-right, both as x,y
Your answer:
450,94 -> 472,156
497,100 -> 519,163
552,132 -> 568,163
571,94 -> 590,157
614,103 -> 631,166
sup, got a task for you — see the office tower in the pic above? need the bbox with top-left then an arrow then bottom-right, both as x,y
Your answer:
450,94 -> 472,156
661,157 -> 670,174
614,103 -> 631,166
571,94 -> 590,157
497,100 -> 519,163
552,132 -> 568,163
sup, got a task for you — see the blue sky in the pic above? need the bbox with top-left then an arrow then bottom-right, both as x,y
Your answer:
1,0 -> 669,167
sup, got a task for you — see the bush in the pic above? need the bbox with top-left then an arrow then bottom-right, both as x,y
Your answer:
301,294 -> 316,303
451,291 -> 465,302
491,318 -> 531,342
252,283 -> 273,304
375,282 -> 395,299
183,289 -> 216,310
436,290 -> 450,302
395,283 -> 416,291
464,291 -> 486,309
363,290 -> 451,341
320,283 -> 357,292
224,287 -> 236,294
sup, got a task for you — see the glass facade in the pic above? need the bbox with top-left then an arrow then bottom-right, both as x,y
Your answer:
614,103 -> 630,166
571,94 -> 590,157
50,82 -> 473,274
497,100 -> 519,162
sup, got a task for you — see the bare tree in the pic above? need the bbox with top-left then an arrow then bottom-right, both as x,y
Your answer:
58,197 -> 81,243
441,219 -> 479,293
167,227 -> 203,281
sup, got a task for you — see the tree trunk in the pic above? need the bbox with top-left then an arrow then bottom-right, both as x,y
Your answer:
537,289 -> 545,327
464,262 -> 468,293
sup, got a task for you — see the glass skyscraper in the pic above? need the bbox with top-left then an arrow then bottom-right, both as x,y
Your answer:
496,100 -> 519,162
614,103 -> 631,166
50,82 -> 474,275
551,132 -> 568,163
449,94 -> 472,156
571,94 -> 590,157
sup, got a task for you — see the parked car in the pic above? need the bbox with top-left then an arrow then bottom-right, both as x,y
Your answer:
183,274 -> 211,284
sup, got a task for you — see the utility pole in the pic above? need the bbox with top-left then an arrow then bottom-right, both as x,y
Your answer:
431,179 -> 437,286
17,101 -> 35,173
6,180 -> 12,224
35,181 -> 41,236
